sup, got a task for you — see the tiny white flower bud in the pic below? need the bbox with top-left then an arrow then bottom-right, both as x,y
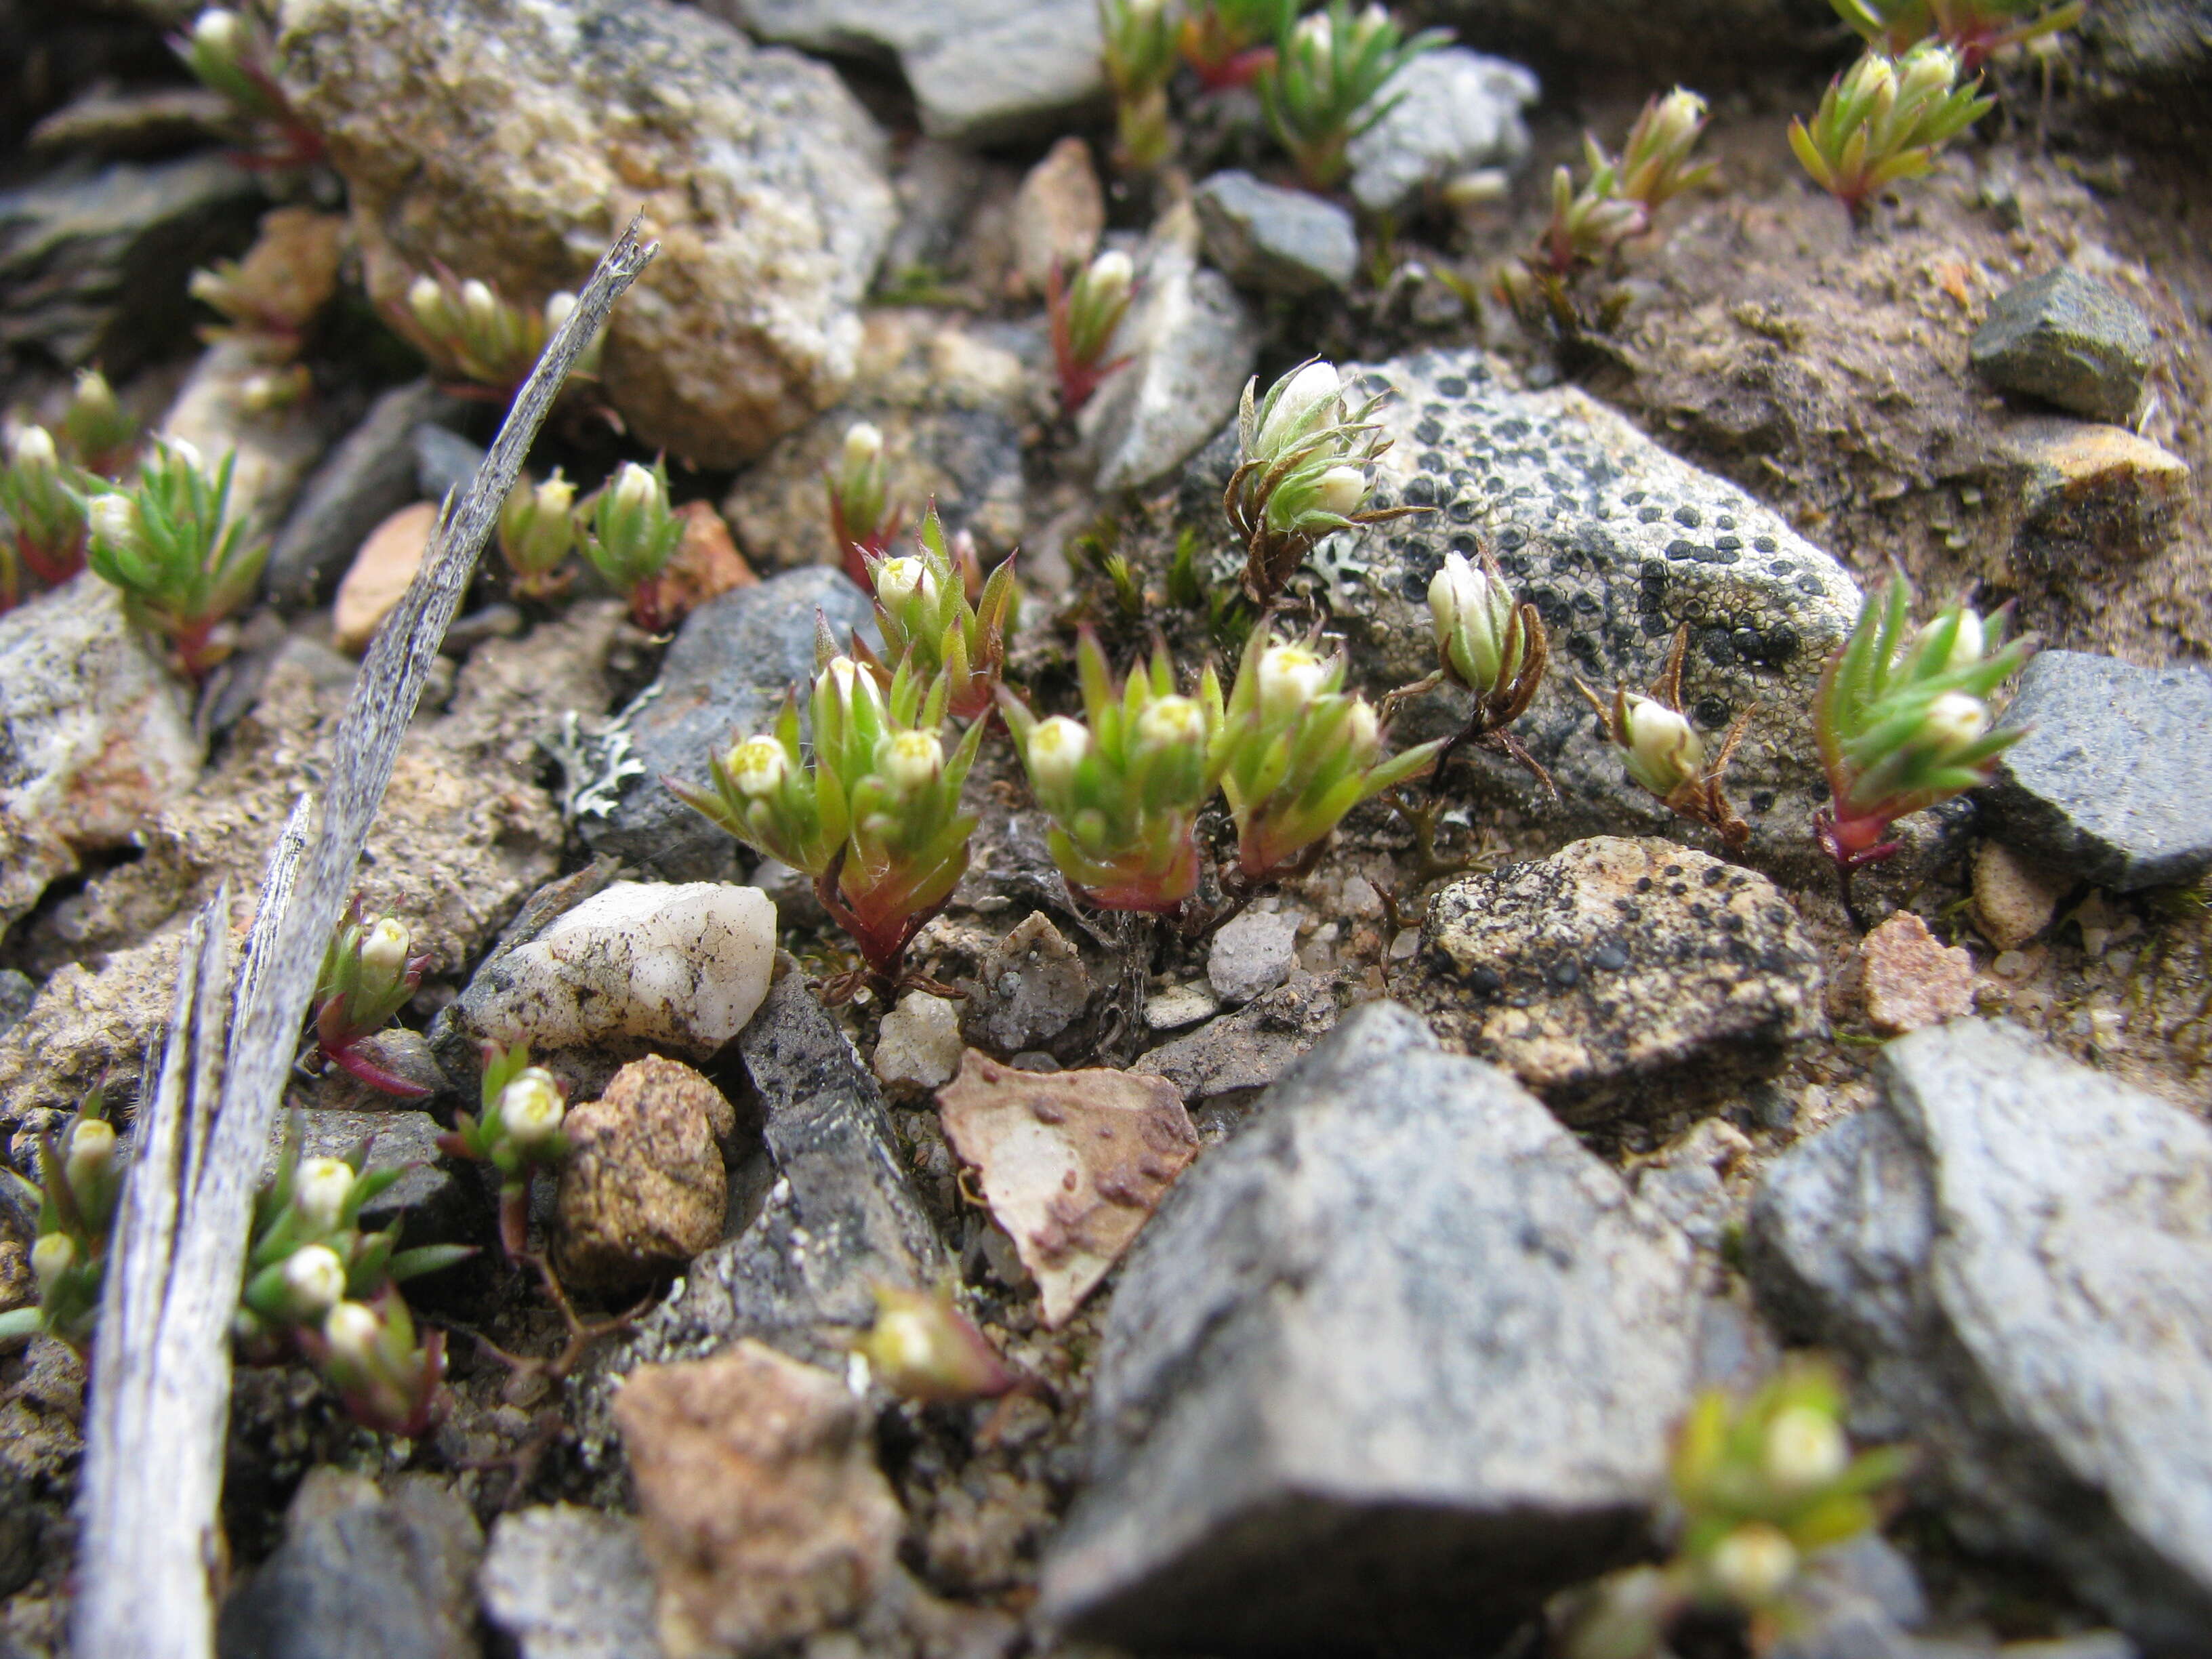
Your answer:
1313,464 -> 1368,520
323,1299 -> 382,1364
842,422 -> 884,472
610,460 -> 657,516
499,1067 -> 567,1149
879,729 -> 945,793
88,493 -> 138,551
30,1233 -> 75,1295
293,1157 -> 356,1233
1084,249 -> 1134,308
407,275 -> 446,332
459,279 -> 499,332
728,735 -> 790,798
534,473 -> 576,517
1254,362 -> 1341,457
1293,9 -> 1334,69
874,556 -> 933,609
1709,1522 -> 1799,1607
1136,695 -> 1205,751
1344,697 -> 1380,756
360,917 -> 412,982
9,425 -> 56,471
282,1244 -> 348,1319
543,291 -> 577,329
1913,610 -> 1984,673
1763,1404 -> 1849,1492
192,8 -> 241,54
1026,716 -> 1091,793
165,436 -> 203,473
1923,690 -> 1989,749
1256,643 -> 1330,720
1898,41 -> 1961,103
1621,695 -> 1705,797
66,1118 -> 117,1193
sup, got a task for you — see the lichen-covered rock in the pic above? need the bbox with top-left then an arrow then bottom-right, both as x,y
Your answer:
715,0 -> 1106,142
1185,350 -> 1865,872
720,310 -> 1035,573
0,575 -> 202,933
1081,202 -> 1261,493
0,933 -> 188,1151
1343,48 -> 1539,216
1417,837 -> 1824,1122
614,1341 -> 904,1657
1971,268 -> 2156,426
278,0 -> 897,466
453,882 -> 776,1063
1748,1020 -> 2212,1652
556,1057 -> 735,1292
1041,1002 -> 1696,1652
964,912 -> 1092,1056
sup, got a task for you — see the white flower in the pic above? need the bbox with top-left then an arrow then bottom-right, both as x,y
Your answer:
164,436 -> 203,474
879,729 -> 944,793
65,1118 -> 117,1193
407,275 -> 446,333
1253,362 -> 1341,457
359,917 -> 412,983
610,460 -> 657,517
1913,609 -> 1984,674
1025,716 -> 1091,794
323,1300 -> 382,1365
534,472 -> 576,517
499,1067 -> 567,1149
1083,249 -> 1134,309
842,422 -> 884,473
1763,1404 -> 1849,1492
874,556 -> 935,611
1923,690 -> 1990,750
1292,9 -> 1334,73
9,425 -> 56,471
1620,695 -> 1704,797
459,279 -> 500,333
1136,695 -> 1205,752
1897,40 -> 1962,104
30,1233 -> 75,1295
1256,643 -> 1330,720
281,1244 -> 348,1319
1708,1521 -> 1798,1607
1429,552 -> 1515,693
192,8 -> 240,54
87,493 -> 138,552
728,735 -> 790,798
293,1157 -> 356,1233
1313,464 -> 1368,520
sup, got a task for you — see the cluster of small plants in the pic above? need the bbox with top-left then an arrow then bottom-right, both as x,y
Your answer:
0,374 -> 140,618
1099,0 -> 1448,188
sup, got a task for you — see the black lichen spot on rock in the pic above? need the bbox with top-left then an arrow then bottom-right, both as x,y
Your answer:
1695,695 -> 1733,729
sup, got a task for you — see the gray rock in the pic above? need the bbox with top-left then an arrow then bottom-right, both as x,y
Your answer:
264,1109 -> 485,1251
0,972 -> 31,1041
1081,203 -> 1263,494
1971,270 -> 2156,426
1417,836 -> 1825,1122
965,912 -> 1092,1054
576,968 -> 949,1464
479,1505 -> 662,1659
0,576 -> 203,934
1747,1020 -> 2212,1653
279,0 -> 896,468
1977,651 -> 2212,892
1205,908 -> 1298,1005
718,0 -> 1106,142
1133,972 -> 1340,1103
268,381 -> 466,608
1193,171 -> 1358,297
0,152 -> 262,372
1183,350 -> 1866,874
1994,417 -> 2188,574
1344,49 -> 1540,216
1042,1002 -> 1696,1652
411,424 -> 485,505
216,1477 -> 483,1659
577,568 -> 874,879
